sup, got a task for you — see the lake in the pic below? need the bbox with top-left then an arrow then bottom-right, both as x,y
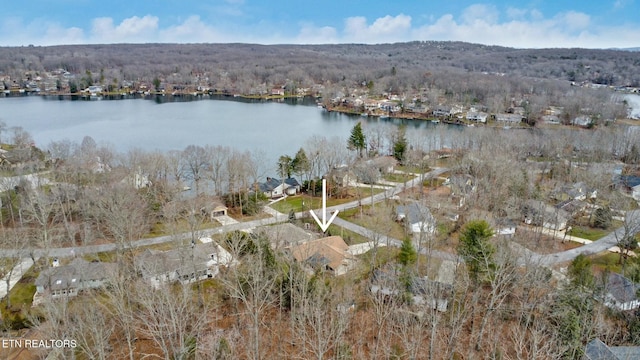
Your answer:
0,94 -> 447,171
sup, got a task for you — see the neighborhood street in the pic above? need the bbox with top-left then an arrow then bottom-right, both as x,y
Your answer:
533,210 -> 640,266
0,167 -> 638,274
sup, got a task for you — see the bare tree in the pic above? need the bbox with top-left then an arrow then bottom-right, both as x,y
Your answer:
219,234 -> 279,360
134,280 -> 205,360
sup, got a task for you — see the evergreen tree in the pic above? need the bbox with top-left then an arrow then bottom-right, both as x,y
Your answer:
458,220 -> 495,283
347,122 -> 366,157
393,125 -> 408,163
291,148 -> 310,181
277,155 -> 293,179
568,254 -> 594,289
398,237 -> 417,267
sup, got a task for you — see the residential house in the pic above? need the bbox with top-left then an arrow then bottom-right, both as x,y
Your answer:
379,101 -> 401,113
495,113 -> 524,125
584,338 -> 640,360
370,267 -> 453,312
552,182 -> 596,202
208,198 -> 228,218
35,258 -> 116,299
289,236 -> 355,276
445,174 -> 476,196
284,177 -> 301,195
271,87 -> 284,96
327,166 -> 358,188
352,156 -> 398,184
495,218 -> 517,236
432,105 -> 451,117
522,199 -> 570,231
395,202 -> 436,234
602,272 -> 640,311
618,175 -> 640,201
572,116 -> 593,127
258,223 -> 316,249
466,111 -> 488,123
555,199 -> 588,217
410,277 -> 453,311
135,240 -> 234,289
259,177 -> 300,198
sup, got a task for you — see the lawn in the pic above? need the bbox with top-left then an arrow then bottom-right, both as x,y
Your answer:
270,191 -> 382,214
591,252 -> 624,273
396,165 -> 430,174
0,262 -> 40,330
567,226 -> 611,241
383,173 -> 416,183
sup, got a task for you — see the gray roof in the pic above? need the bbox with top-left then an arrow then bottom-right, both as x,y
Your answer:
135,242 -> 222,278
396,202 -> 435,226
584,338 -> 640,360
606,272 -> 639,304
35,258 -> 116,291
584,339 -> 619,360
257,223 -> 316,248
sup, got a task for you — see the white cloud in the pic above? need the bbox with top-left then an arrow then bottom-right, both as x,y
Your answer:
557,11 -> 590,31
1,4 -> 638,49
91,15 -> 159,43
506,7 -> 528,20
343,14 -> 412,43
460,4 -> 499,25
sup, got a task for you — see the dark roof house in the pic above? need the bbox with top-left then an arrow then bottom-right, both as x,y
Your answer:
35,258 -> 116,299
584,338 -> 640,360
602,272 -> 640,311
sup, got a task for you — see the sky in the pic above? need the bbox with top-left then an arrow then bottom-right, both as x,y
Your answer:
1,0 -> 638,49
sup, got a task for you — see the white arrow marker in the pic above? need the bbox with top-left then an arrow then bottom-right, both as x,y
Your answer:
309,179 -> 339,232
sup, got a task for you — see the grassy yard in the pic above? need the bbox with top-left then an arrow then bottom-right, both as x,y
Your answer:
396,165 -> 430,174
567,226 -> 611,241
591,252 -> 624,273
383,173 -> 416,183
270,191 -> 382,214
0,262 -> 40,330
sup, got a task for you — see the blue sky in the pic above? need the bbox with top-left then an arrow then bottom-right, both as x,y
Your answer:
1,0 -> 638,48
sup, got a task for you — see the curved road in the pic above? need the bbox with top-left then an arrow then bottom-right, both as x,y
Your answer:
1,167 -> 637,270
0,168 -> 449,259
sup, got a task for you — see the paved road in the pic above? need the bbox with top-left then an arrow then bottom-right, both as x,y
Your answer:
0,168 -> 448,259
2,166 -> 632,270
532,210 -> 640,266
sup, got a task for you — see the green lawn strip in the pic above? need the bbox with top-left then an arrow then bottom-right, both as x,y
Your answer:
591,252 -> 624,273
0,262 -> 40,330
270,193 -> 376,214
383,173 -> 416,183
567,226 -> 610,241
396,165 -> 429,174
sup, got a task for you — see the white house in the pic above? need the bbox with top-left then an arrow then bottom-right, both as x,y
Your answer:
466,111 -> 488,123
396,202 -> 436,234
259,177 -> 301,198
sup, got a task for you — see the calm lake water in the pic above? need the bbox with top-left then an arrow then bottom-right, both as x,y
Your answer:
0,95 -> 446,170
